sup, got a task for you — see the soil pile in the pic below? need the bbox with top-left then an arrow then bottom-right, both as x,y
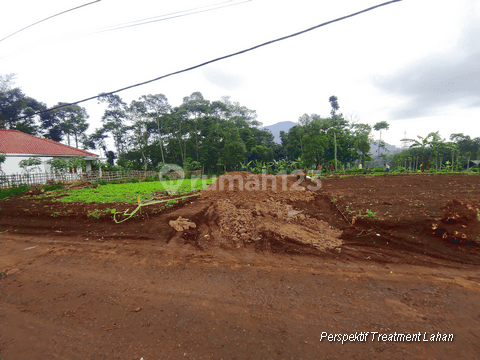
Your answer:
199,172 -> 342,252
436,199 -> 480,244
169,216 -> 196,232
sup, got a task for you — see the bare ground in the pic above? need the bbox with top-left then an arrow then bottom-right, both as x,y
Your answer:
1,173 -> 479,359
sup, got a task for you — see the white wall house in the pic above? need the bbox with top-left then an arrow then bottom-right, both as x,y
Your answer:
0,129 -> 99,174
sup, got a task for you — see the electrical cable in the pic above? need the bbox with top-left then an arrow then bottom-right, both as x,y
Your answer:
1,0 -> 247,58
89,0 -> 248,35
0,0 -> 102,43
10,0 -> 401,122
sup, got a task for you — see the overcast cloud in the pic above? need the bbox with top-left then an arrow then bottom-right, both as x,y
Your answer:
372,6 -> 480,120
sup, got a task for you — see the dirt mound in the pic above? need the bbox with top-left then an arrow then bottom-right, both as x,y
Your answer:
435,199 -> 480,244
169,216 -> 196,232
27,187 -> 45,196
202,172 -> 320,203
198,172 -> 341,253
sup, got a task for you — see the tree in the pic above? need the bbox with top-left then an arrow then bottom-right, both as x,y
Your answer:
140,94 -> 171,164
0,87 -> 47,135
67,156 -> 86,172
373,121 -> 389,160
98,93 -> 128,156
219,126 -> 246,171
352,123 -> 372,165
425,131 -> 442,171
19,157 -> 42,173
220,96 -> 260,127
249,145 -> 274,163
329,96 -> 340,117
401,133 -> 437,172
0,73 -> 16,92
45,103 -> 89,147
46,158 -> 68,174
180,92 -> 210,161
84,127 -> 109,156
106,151 -> 116,165
0,151 -> 6,167
126,100 -> 150,170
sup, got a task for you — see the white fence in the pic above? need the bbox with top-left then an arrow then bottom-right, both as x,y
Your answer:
0,170 -> 202,189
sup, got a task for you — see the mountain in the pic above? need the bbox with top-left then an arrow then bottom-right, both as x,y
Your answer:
261,121 -> 296,144
370,140 -> 403,155
262,122 -> 404,155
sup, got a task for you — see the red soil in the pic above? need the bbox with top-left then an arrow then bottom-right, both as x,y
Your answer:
1,173 -> 479,359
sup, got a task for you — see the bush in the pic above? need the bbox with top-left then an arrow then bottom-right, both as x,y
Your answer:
0,184 -> 31,199
43,182 -> 64,192
126,177 -> 139,183
143,176 -> 154,182
344,168 -> 359,174
153,174 -> 160,181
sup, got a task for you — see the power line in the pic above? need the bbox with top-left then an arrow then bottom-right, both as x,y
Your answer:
10,0 -> 402,122
1,0 -> 250,60
89,0 -> 249,35
0,0 -> 102,43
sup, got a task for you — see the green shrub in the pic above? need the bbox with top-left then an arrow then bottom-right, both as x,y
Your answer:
43,182 -> 64,192
0,184 -> 31,199
126,177 -> 139,183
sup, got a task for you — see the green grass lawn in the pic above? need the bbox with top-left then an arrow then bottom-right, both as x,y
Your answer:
41,177 -> 216,203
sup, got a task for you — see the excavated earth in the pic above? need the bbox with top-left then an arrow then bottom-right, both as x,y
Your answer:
1,173 -> 479,359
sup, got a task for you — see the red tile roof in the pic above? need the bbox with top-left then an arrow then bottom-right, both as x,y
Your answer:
0,129 -> 98,157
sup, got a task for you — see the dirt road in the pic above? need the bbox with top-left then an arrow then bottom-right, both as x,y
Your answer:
1,234 -> 479,360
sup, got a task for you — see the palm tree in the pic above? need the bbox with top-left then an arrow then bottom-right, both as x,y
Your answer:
425,131 -> 442,171
401,134 -> 431,172
443,142 -> 459,172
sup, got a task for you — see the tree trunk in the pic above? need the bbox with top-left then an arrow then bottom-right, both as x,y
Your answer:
426,155 -> 432,171
157,121 -> 165,164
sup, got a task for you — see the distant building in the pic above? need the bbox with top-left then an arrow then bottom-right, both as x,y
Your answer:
0,129 -> 99,174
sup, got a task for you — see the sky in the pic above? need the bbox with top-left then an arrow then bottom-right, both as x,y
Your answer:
1,0 -> 480,149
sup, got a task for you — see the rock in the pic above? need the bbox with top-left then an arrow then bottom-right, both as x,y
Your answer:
287,210 -> 302,217
169,217 -> 196,232
5,268 -> 20,275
